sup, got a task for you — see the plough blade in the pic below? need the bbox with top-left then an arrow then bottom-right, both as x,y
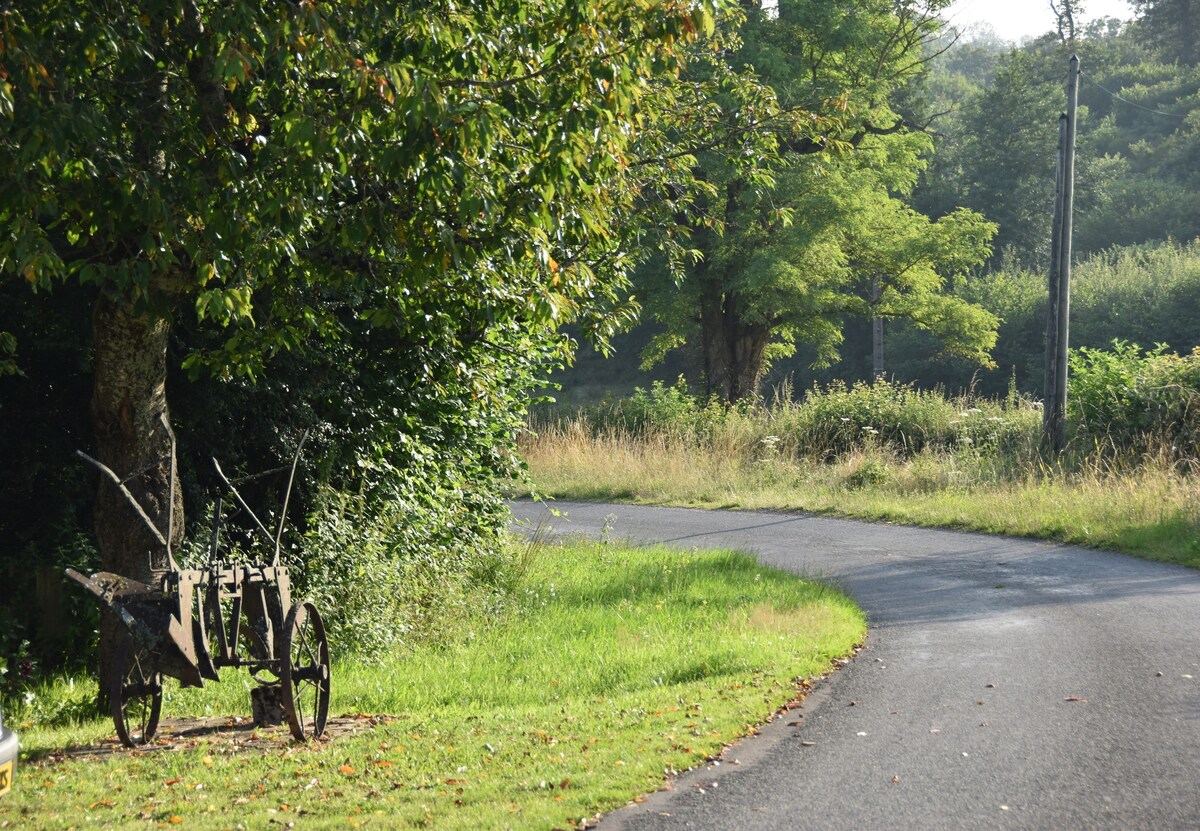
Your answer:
64,569 -> 205,688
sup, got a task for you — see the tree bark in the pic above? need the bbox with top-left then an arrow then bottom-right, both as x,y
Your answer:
90,288 -> 183,703
699,278 -> 771,403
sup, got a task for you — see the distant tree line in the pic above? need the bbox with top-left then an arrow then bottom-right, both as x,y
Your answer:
557,0 -> 1200,401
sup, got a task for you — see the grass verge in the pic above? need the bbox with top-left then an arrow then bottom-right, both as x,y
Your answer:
0,539 -> 864,830
520,427 -> 1200,568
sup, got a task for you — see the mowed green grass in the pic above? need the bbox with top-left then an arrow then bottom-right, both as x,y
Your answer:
0,540 -> 864,830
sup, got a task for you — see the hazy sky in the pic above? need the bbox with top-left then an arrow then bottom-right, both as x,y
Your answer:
945,0 -> 1135,41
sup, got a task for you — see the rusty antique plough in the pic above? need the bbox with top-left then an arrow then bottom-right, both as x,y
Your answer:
66,426 -> 330,746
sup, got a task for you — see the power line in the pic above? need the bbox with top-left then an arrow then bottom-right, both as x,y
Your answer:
1081,70 -> 1190,118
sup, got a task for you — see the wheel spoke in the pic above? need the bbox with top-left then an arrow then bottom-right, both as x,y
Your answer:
281,601 -> 330,742
111,633 -> 163,747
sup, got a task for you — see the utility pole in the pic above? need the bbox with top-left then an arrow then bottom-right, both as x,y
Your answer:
1043,54 -> 1079,453
1044,114 -> 1067,448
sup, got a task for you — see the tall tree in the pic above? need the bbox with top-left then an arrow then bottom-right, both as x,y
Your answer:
842,200 -> 998,378
1,0 -> 718,674
1051,0 -> 1087,43
940,49 -> 1062,264
637,0 -> 997,401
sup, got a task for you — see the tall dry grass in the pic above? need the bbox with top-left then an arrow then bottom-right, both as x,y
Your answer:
520,380 -> 1200,567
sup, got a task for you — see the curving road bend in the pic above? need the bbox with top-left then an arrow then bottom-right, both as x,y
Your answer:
511,500 -> 1200,830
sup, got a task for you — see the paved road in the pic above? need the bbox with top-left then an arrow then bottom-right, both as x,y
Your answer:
511,500 -> 1200,830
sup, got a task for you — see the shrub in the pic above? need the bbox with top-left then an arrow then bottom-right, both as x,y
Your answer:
585,378 -> 727,440
844,457 -> 892,489
769,379 -> 1039,459
1069,340 -> 1200,457
288,487 -> 520,661
536,378 -> 1042,464
783,379 -> 957,455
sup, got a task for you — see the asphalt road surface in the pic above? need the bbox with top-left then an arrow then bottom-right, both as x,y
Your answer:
510,500 -> 1200,830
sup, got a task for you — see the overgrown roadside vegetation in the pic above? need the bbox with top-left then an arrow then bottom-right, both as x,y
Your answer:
523,348 -> 1200,568
0,539 -> 864,830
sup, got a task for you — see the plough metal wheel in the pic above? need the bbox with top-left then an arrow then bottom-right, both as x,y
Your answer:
280,601 -> 330,741
110,631 -> 163,747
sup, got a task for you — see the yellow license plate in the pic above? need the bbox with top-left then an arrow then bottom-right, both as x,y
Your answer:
0,759 -> 12,797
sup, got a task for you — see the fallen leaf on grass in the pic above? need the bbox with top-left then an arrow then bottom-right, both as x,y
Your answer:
339,765 -> 356,775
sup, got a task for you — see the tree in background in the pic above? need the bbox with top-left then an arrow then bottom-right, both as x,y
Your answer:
0,0 -> 719,673
916,4 -> 1200,264
843,200 -> 997,378
1051,0 -> 1087,43
1075,18 -> 1200,251
917,49 -> 1063,266
635,0 -> 998,401
1131,0 -> 1200,65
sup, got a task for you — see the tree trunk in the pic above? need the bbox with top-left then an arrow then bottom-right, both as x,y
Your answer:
873,316 -> 884,380
872,277 -> 884,381
90,288 -> 183,704
699,279 -> 771,403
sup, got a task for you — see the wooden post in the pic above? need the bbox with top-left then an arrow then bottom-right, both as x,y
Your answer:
1044,55 -> 1079,453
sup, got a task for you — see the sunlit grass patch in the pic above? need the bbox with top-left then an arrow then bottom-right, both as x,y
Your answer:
1,540 -> 864,830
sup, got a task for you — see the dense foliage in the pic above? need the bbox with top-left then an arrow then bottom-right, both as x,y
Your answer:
1070,341 -> 1200,458
878,240 -> 1200,396
637,0 -> 1000,401
554,1 -> 1200,402
915,0 -> 1200,266
0,0 -> 721,672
